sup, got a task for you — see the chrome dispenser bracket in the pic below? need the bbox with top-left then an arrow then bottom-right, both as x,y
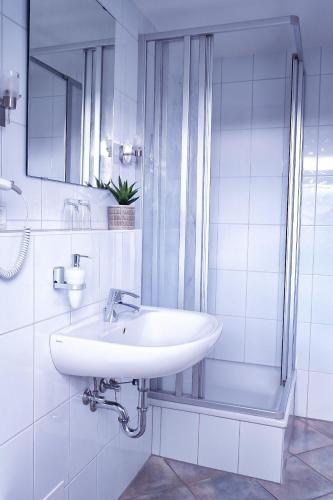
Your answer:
53,266 -> 86,291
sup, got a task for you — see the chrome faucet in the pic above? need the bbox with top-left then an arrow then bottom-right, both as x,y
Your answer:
104,288 -> 140,322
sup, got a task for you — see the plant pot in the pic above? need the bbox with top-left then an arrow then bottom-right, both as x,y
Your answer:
107,205 -> 135,230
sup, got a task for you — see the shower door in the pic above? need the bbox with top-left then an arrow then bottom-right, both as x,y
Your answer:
142,35 -> 213,396
141,22 -> 304,416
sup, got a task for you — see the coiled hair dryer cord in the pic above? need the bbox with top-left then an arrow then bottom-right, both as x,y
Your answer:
0,192 -> 31,280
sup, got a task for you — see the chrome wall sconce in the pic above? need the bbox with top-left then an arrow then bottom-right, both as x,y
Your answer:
119,143 -> 143,165
0,70 -> 21,127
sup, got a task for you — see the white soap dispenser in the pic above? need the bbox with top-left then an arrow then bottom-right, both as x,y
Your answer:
65,254 -> 88,309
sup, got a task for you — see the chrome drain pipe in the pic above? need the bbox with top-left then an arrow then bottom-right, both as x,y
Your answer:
82,378 -> 149,439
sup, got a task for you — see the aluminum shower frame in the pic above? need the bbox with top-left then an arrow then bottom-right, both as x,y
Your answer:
138,15 -> 304,419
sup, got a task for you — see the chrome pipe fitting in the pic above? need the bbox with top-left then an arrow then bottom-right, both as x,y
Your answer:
82,378 -> 149,439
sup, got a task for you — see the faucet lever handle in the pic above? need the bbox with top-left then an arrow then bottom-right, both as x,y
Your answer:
118,289 -> 140,300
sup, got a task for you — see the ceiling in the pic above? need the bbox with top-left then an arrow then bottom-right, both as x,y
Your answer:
133,0 -> 333,49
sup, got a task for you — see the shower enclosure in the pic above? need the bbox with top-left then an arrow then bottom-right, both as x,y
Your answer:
140,16 -> 304,418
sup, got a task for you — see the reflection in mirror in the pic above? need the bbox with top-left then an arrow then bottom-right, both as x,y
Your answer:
27,0 -> 116,187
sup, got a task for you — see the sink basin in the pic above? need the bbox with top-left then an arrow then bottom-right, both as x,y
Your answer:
50,306 -> 222,379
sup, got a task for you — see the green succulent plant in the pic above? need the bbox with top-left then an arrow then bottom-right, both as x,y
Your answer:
88,176 -> 139,205
109,176 -> 139,205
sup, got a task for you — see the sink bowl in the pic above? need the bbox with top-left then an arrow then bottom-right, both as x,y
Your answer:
50,306 -> 222,379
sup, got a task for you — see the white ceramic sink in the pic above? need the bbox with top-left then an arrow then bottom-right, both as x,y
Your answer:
50,306 -> 222,379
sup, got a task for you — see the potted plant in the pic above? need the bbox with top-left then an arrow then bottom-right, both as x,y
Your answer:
93,177 -> 138,230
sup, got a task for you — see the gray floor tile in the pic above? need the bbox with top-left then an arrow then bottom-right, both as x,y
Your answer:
132,485 -> 196,499
166,457 -> 225,486
190,474 -> 275,499
298,445 -> 333,482
306,419 -> 333,441
120,456 -> 182,499
290,418 -> 333,454
259,455 -> 333,500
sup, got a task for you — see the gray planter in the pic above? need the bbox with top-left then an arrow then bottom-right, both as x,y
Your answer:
107,206 -> 135,230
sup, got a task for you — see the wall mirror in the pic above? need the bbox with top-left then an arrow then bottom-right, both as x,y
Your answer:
27,0 -> 116,187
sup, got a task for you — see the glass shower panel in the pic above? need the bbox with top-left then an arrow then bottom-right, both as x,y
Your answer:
142,39 -> 184,309
205,41 -> 293,409
142,35 -> 213,395
142,19 -> 304,417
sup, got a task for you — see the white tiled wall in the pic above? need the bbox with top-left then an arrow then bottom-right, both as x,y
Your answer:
0,0 -> 154,230
209,51 -> 289,368
0,0 -> 155,498
295,46 -> 333,421
152,404 -> 288,483
0,229 -> 150,500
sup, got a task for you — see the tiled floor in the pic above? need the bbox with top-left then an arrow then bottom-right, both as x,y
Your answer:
121,417 -> 333,500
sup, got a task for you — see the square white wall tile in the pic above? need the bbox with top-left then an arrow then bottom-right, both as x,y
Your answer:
245,318 -> 278,365
295,323 -> 311,371
69,395 -> 99,480
211,84 -> 222,178
2,123 -> 42,224
71,232 -> 101,306
97,437 -> 123,500
294,370 -> 309,418
208,224 -> 218,269
239,422 -> 284,482
213,315 -> 245,362
118,408 -> 152,484
304,76 -> 320,126
246,272 -> 279,320
0,235 -> 34,334
248,225 -> 281,273
221,81 -> 252,129
316,177 -> 333,225
0,427 -> 33,500
160,408 -> 199,464
219,129 -> 251,177
297,274 -> 313,324
303,47 -> 321,75
320,75 -> 333,125
322,47 -> 333,74
253,52 -> 286,80
212,59 -> 222,84
301,177 -> 316,225
299,225 -> 314,275
249,177 -> 283,225
152,406 -> 162,455
308,372 -> 333,421
218,177 -> 250,224
34,314 -> 70,419
34,233 -> 72,321
251,128 -> 285,177
318,125 -> 333,175
198,415 -> 239,472
252,79 -> 285,128
314,226 -> 333,274
41,181 -> 75,227
207,268 -> 217,314
217,224 -> 248,270
222,55 -> 253,83
310,323 -> 333,373
68,460 -> 97,500
215,270 -> 247,316
0,326 -> 33,445
303,127 -> 318,176
312,275 -> 333,324
34,402 -> 70,500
